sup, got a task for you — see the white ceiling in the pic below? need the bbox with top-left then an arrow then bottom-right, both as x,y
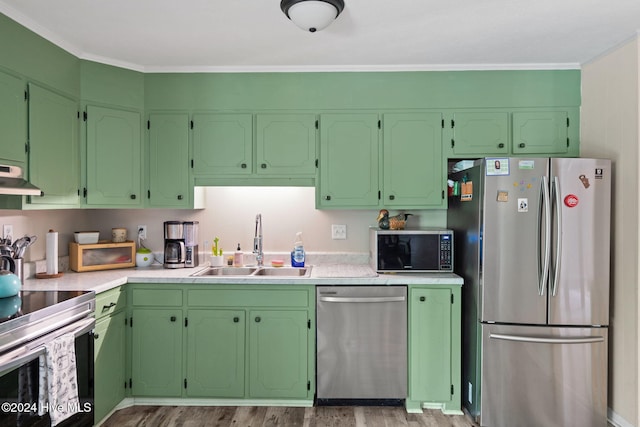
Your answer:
1,0 -> 639,73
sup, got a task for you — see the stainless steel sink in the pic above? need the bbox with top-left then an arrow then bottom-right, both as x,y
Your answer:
253,267 -> 311,277
192,267 -> 258,276
191,266 -> 311,277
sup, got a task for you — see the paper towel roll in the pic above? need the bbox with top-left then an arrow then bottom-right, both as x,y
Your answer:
46,229 -> 58,275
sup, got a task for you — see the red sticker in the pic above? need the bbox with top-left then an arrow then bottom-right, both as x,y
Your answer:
564,194 -> 579,208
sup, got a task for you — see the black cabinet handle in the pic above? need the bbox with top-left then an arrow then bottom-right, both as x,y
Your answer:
233,317 -> 240,323
93,333 -> 100,340
519,143 -> 526,148
389,195 -> 395,200
170,316 -> 177,322
130,194 -> 136,200
102,302 -> 116,312
261,163 -> 267,169
498,143 -> 505,148
255,316 -> 261,323
241,163 -> 247,169
420,296 -> 426,302
177,195 -> 183,200
324,195 -> 331,201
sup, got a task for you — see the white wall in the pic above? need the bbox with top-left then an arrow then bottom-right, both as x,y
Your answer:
581,38 -> 639,427
0,186 -> 446,262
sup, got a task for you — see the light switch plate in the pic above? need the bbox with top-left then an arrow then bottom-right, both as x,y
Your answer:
331,224 -> 347,240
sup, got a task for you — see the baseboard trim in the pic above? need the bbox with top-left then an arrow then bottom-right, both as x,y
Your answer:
608,407 -> 636,427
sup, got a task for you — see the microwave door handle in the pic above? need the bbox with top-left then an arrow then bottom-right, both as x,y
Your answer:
538,176 -> 551,296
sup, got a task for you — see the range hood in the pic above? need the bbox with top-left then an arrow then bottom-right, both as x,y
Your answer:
0,164 -> 42,196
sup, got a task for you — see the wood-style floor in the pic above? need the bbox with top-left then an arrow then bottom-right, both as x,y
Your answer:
101,405 -> 479,427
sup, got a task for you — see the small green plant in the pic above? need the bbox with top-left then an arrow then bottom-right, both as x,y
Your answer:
212,237 -> 222,256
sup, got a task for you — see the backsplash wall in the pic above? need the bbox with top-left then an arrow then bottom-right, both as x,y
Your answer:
0,187 -> 446,263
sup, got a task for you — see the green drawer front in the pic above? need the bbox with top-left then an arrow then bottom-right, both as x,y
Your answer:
187,289 -> 309,308
96,287 -> 127,319
132,289 -> 183,307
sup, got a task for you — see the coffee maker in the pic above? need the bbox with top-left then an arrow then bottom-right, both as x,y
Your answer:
163,221 -> 185,269
183,221 -> 199,268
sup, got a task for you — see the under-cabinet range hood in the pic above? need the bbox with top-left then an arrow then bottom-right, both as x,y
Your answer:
0,164 -> 42,196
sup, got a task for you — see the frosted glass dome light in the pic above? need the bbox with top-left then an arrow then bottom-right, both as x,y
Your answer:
280,0 -> 345,33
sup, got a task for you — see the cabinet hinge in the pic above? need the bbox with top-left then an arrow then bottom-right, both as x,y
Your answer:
147,120 -> 150,130
307,319 -> 311,329
77,111 -> 80,119
129,316 -> 133,328
129,378 -> 132,389
378,190 -> 381,200
315,120 -> 319,129
378,120 -> 381,129
451,119 -> 455,128
185,318 -> 188,327
566,137 -> 570,147
451,294 -> 454,304
307,381 -> 311,390
77,189 -> 80,196
190,159 -> 194,168
184,379 -> 188,389
24,90 -> 28,101
442,190 -> 445,200
83,111 -> 87,121
451,384 -> 454,395
566,117 -> 570,127
441,119 -> 445,128
124,381 -> 127,389
147,190 -> 151,199
451,139 -> 455,148
315,159 -> 318,168
190,120 -> 194,129
25,143 -> 29,154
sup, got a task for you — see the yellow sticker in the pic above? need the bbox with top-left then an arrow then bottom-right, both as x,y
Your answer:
497,191 -> 509,202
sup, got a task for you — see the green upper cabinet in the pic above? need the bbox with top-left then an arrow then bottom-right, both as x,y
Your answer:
192,113 -> 252,176
27,83 -> 80,207
449,112 -> 510,156
318,113 -> 379,208
255,113 -> 317,177
85,105 -> 142,207
382,113 -> 445,208
0,70 -> 26,166
512,111 -> 569,154
147,113 -> 191,208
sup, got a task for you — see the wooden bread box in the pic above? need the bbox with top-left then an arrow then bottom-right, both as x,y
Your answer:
70,241 -> 136,272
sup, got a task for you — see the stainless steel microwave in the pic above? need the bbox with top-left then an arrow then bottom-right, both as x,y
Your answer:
370,227 -> 453,273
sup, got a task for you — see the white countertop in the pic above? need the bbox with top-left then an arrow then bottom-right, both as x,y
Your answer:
22,263 -> 463,294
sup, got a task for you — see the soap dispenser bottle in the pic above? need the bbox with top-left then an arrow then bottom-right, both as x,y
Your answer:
291,232 -> 305,267
234,244 -> 244,267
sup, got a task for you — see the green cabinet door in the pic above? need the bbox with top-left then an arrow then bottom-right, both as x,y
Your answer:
28,84 -> 80,207
0,70 -> 26,165
86,105 -> 142,206
256,114 -> 317,177
407,286 -> 461,414
512,111 -> 569,154
148,113 -> 190,207
186,309 -> 245,398
94,310 -> 126,423
318,113 -> 379,208
248,310 -> 308,398
450,112 -> 510,156
382,113 -> 445,208
131,309 -> 183,397
192,113 -> 252,176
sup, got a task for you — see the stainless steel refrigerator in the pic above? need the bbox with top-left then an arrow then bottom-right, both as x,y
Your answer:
447,157 -> 610,427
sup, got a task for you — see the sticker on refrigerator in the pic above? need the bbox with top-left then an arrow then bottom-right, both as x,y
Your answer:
595,168 -> 604,180
518,198 -> 528,212
486,158 -> 509,176
564,194 -> 579,208
518,160 -> 535,170
579,174 -> 590,188
496,191 -> 509,202
461,181 -> 473,201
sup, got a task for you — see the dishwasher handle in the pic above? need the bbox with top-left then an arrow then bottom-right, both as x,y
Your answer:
318,296 -> 406,303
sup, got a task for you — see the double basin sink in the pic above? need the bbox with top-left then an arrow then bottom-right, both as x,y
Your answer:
191,266 -> 312,278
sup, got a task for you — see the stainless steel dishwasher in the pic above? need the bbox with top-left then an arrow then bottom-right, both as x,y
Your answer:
316,286 -> 407,404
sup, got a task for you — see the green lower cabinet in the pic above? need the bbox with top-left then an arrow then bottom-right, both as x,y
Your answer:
94,310 -> 126,423
131,308 -> 183,396
186,309 -> 245,397
248,310 -> 309,398
407,286 -> 462,414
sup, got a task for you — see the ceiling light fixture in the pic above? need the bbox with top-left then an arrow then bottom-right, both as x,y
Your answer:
280,0 -> 345,33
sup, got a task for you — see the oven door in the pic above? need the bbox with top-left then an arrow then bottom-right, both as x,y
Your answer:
0,317 -> 94,427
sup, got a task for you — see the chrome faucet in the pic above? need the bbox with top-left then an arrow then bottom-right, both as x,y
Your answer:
253,214 -> 264,266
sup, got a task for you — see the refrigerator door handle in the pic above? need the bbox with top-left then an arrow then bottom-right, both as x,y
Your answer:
551,176 -> 562,296
538,176 -> 551,296
489,333 -> 605,345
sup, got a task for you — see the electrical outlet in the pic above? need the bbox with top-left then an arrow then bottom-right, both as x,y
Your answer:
137,225 -> 147,240
2,224 -> 13,241
331,224 -> 347,240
